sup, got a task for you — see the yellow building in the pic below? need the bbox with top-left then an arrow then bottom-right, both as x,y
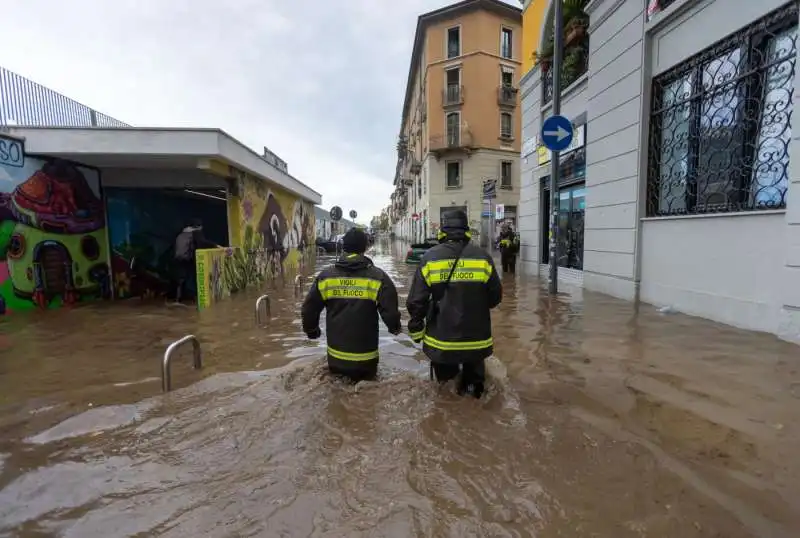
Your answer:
390,0 -> 523,244
521,0 -> 551,77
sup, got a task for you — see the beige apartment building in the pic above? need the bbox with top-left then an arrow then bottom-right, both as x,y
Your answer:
390,0 -> 522,244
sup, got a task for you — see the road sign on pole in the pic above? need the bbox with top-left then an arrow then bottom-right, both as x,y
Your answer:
349,210 -> 357,219
330,206 -> 343,221
547,0 -> 565,295
540,115 -> 574,152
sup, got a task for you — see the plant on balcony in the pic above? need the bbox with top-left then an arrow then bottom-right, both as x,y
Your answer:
537,0 -> 590,96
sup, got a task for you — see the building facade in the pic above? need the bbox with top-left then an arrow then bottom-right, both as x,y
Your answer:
518,0 -> 799,343
390,0 -> 523,245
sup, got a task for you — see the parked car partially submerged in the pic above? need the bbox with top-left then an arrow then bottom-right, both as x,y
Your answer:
405,238 -> 439,263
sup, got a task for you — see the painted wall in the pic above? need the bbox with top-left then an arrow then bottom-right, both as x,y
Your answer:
0,134 -> 110,314
521,0 -> 549,75
195,170 -> 316,310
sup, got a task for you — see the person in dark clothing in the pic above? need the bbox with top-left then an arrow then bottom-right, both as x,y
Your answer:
497,224 -> 518,275
301,227 -> 402,382
406,210 -> 502,398
173,218 -> 218,302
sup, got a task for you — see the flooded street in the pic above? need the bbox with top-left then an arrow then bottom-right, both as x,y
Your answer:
1,241 -> 800,537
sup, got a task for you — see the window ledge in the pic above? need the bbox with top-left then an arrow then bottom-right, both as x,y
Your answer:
446,185 -> 462,190
641,209 -> 786,222
644,0 -> 700,34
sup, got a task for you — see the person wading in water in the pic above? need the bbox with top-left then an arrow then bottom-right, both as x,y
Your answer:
406,209 -> 502,398
301,227 -> 401,381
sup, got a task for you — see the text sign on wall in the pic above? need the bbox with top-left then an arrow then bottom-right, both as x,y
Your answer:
538,124 -> 585,166
0,135 -> 24,168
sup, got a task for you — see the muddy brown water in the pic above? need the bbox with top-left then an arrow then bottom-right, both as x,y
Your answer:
1,240 -> 799,537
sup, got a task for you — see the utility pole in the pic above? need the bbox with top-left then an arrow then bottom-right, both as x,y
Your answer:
548,0 -> 564,295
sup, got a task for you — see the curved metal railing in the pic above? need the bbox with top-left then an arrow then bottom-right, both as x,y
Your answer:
255,294 -> 271,326
162,335 -> 202,392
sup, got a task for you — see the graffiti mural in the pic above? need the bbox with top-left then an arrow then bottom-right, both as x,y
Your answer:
195,170 -> 316,309
233,172 -> 315,272
0,136 -> 110,314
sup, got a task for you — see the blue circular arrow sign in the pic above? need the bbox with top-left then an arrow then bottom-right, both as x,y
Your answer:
540,115 -> 574,152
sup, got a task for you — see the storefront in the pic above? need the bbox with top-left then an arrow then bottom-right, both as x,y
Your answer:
539,124 -> 586,271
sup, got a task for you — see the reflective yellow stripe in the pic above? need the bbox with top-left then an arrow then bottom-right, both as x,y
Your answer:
327,347 -> 379,361
420,258 -> 492,286
318,277 -> 381,301
409,329 -> 425,340
422,335 -> 493,350
499,239 -> 510,247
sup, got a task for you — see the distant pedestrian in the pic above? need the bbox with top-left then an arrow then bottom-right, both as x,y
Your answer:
406,210 -> 502,398
173,218 -> 218,302
496,223 -> 519,274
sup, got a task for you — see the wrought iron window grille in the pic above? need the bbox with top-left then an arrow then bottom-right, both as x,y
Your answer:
646,2 -> 797,216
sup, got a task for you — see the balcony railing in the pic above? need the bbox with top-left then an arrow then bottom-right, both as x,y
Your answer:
429,128 -> 474,159
0,66 -> 128,128
541,40 -> 589,104
498,85 -> 518,107
442,84 -> 463,107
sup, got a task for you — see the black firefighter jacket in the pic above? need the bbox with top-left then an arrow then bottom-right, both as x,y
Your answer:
406,235 -> 502,365
301,253 -> 401,369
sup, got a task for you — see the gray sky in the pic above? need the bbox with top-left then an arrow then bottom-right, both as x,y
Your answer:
3,0 -> 516,222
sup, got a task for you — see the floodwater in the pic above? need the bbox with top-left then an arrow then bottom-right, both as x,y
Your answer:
1,241 -> 800,537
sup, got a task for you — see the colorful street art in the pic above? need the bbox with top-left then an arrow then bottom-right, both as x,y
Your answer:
195,170 -> 315,309
0,135 -> 110,314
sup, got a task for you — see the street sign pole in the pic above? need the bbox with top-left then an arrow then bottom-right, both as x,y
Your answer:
548,0 -> 564,295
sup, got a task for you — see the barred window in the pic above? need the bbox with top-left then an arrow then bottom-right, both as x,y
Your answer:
646,3 -> 797,216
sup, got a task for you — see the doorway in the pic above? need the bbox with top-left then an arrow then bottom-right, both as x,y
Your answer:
541,183 -> 585,270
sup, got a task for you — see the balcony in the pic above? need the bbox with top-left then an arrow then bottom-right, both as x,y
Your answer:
396,135 -> 408,159
498,85 -> 518,107
429,128 -> 474,160
442,84 -> 463,107
538,0 -> 589,104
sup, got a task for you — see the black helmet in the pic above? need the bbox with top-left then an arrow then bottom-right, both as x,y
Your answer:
441,209 -> 468,232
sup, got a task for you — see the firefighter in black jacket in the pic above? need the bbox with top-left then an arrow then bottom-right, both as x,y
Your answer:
406,210 -> 503,398
496,223 -> 519,274
301,227 -> 401,381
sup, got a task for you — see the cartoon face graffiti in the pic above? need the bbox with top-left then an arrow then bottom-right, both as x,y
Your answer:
284,201 -> 307,251
257,194 -> 287,255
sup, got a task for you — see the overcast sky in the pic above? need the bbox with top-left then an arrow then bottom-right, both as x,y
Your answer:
3,0 -> 517,222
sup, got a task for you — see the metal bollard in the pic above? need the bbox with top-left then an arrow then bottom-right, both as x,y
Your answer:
255,294 -> 271,326
162,335 -> 202,392
317,246 -> 325,256
294,274 -> 304,297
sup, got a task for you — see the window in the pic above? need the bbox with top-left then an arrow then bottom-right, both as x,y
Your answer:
446,111 -> 461,146
500,161 -> 513,188
445,68 -> 461,105
446,161 -> 462,188
647,4 -> 796,216
501,27 -> 513,59
501,70 -> 514,88
447,27 -> 461,59
500,112 -> 513,139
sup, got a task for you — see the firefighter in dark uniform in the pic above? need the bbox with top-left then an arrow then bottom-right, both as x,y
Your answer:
406,210 -> 502,398
301,227 -> 401,381
497,223 -> 519,274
